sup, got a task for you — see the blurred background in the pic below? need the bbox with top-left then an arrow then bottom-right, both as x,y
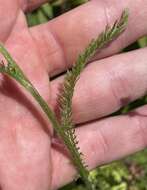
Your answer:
26,1 -> 147,189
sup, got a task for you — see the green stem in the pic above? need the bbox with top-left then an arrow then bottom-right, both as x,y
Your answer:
0,44 -> 93,190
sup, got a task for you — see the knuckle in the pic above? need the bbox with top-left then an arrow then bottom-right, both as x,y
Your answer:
108,68 -> 131,107
96,128 -> 109,157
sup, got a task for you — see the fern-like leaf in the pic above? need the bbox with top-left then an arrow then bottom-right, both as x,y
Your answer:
59,9 -> 128,129
59,9 -> 129,189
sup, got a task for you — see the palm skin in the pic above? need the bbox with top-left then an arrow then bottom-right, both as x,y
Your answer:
0,1 -> 147,190
0,1 -> 53,190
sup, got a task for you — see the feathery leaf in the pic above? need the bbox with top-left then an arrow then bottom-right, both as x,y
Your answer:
59,9 -> 129,189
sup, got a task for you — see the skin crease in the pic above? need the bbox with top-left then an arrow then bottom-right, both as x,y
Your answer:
0,0 -> 147,190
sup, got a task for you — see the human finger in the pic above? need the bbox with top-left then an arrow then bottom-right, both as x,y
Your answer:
51,105 -> 147,189
50,47 -> 147,124
30,0 -> 147,76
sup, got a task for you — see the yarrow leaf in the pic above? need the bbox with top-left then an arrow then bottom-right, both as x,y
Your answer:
59,10 -> 128,189
58,9 -> 128,189
59,9 -> 129,129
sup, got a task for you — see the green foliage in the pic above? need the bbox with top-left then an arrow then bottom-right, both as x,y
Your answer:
138,36 -> 147,48
26,3 -> 53,26
61,151 -> 147,190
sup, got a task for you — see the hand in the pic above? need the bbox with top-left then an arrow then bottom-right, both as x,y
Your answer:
0,1 -> 147,190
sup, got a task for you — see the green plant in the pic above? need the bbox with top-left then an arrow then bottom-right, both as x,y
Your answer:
0,10 -> 128,190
